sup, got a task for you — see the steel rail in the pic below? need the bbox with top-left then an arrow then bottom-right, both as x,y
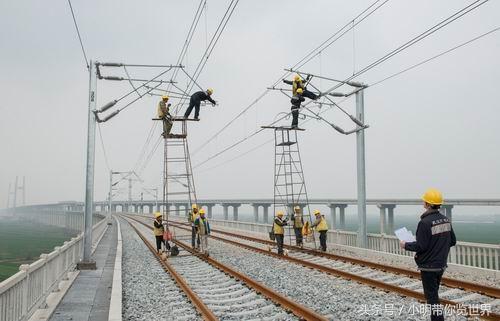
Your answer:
123,217 -> 218,321
169,218 -> 500,299
124,214 -> 329,321
165,220 -> 500,321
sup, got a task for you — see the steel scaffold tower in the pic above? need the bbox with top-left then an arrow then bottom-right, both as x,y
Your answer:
161,118 -> 198,223
264,126 -> 316,249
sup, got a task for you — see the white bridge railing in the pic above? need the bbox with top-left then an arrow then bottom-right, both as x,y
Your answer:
208,218 -> 500,271
0,212 -> 107,321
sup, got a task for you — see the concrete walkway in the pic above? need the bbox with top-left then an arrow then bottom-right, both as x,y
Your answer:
49,222 -> 118,321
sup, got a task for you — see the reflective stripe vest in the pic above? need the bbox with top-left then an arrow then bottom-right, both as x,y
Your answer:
293,213 -> 304,228
153,220 -> 164,236
157,101 -> 168,118
292,80 -> 305,95
195,217 -> 210,235
315,216 -> 328,232
273,217 -> 286,235
189,211 -> 199,226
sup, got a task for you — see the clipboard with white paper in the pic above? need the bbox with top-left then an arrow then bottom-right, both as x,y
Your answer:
394,227 -> 416,242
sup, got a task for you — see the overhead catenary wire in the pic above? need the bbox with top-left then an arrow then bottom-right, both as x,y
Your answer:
318,0 -> 490,96
67,0 -> 89,69
193,0 -> 490,169
137,136 -> 163,176
191,0 -> 391,156
127,0 -> 207,183
167,0 -> 207,93
194,96 -> 350,171
370,26 -> 500,87
132,122 -> 159,173
172,0 -> 240,115
97,123 -> 111,172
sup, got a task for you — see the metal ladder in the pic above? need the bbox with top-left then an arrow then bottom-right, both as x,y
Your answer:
266,126 -> 316,249
162,118 -> 198,224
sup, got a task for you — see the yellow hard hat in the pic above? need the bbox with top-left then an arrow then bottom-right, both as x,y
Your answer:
192,204 -> 198,209
314,210 -> 321,215
294,75 -> 302,82
422,188 -> 444,205
199,208 -> 206,215
154,212 -> 162,218
294,205 -> 301,210
162,95 -> 169,101
276,211 -> 284,217
207,88 -> 214,95
296,88 -> 304,94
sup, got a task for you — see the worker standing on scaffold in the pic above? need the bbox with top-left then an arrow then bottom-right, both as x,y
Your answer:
291,88 -> 305,128
311,210 -> 328,251
188,204 -> 201,249
183,88 -> 217,120
273,211 -> 288,255
157,95 -> 173,138
290,206 -> 304,247
194,208 -> 210,255
283,74 -> 318,100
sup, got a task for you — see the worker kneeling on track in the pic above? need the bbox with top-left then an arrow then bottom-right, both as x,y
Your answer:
153,212 -> 171,254
273,211 -> 288,255
311,210 -> 328,251
400,188 -> 456,321
194,209 -> 210,255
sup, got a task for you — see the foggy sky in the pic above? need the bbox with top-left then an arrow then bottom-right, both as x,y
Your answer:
1,0 -> 499,207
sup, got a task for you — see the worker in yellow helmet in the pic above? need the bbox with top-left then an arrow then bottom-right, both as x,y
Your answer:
290,206 -> 304,247
283,74 -> 318,100
290,88 -> 305,128
153,212 -> 170,253
273,211 -> 288,254
400,188 -> 456,321
194,208 -> 210,255
157,95 -> 173,138
183,88 -> 217,120
310,210 -> 328,251
188,204 -> 201,249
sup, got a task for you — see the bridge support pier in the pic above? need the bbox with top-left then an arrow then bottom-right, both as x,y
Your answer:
222,205 -> 229,220
251,204 -> 259,222
387,205 -> 395,234
377,204 -> 387,234
327,204 -> 337,230
377,204 -> 396,234
442,205 -> 453,221
263,204 -> 270,223
233,205 -> 239,221
338,205 -> 347,229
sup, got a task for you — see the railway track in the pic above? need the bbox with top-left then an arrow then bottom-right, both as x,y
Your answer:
157,216 -> 500,321
121,215 -> 329,321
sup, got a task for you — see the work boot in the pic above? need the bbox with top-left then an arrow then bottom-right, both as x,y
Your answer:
194,117 -> 199,121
